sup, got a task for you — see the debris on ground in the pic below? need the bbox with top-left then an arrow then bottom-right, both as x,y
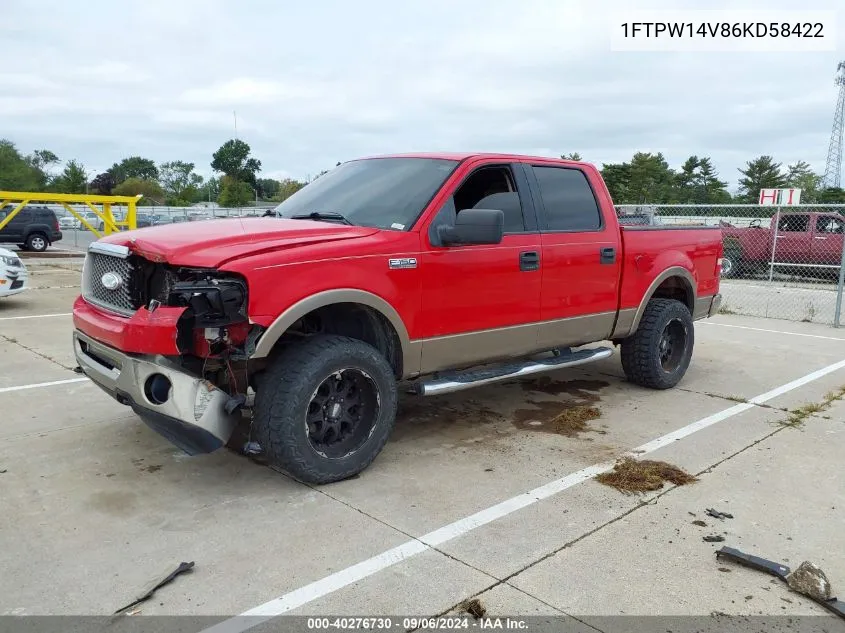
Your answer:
704,535 -> 726,543
113,561 -> 195,615
718,567 -> 732,573
787,561 -> 833,602
715,546 -> 845,621
72,366 -> 83,374
594,458 -> 697,493
706,508 -> 734,520
512,402 -> 601,436
0,469 -> 7,474
692,520 -> 707,527
125,608 -> 142,616
459,598 -> 486,620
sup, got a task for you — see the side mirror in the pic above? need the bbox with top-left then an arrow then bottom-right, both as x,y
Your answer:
438,208 -> 504,246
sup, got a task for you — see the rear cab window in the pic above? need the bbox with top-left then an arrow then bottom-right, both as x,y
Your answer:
530,166 -> 602,231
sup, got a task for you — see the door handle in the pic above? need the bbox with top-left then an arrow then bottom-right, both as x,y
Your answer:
600,247 -> 616,264
519,251 -> 540,272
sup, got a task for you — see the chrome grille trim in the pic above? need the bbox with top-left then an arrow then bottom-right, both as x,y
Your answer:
89,242 -> 130,258
81,250 -> 136,316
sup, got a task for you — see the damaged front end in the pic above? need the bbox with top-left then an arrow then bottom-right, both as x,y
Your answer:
73,243 -> 265,454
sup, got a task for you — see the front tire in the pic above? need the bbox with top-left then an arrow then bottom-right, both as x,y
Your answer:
621,298 -> 694,390
252,335 -> 398,484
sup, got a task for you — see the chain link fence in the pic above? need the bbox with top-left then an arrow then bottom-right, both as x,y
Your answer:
616,204 -> 845,327
51,201 -> 845,328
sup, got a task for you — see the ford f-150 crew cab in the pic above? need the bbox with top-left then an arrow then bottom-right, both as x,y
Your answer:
72,153 -> 723,484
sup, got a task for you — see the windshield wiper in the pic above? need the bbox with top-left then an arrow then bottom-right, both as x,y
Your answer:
290,211 -> 354,226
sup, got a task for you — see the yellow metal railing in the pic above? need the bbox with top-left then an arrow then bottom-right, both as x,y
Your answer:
0,191 -> 142,238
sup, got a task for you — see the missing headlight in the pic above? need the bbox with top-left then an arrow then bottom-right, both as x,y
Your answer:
168,277 -> 247,327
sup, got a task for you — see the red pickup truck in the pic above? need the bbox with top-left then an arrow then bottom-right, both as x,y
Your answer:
720,210 -> 845,278
72,153 -> 723,483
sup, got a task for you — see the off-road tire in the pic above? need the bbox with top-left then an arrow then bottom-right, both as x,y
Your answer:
252,335 -> 398,484
621,298 -> 694,390
25,232 -> 48,252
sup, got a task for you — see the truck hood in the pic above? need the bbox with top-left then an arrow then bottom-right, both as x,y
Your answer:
99,218 -> 380,267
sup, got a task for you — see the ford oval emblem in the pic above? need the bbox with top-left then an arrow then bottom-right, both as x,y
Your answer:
101,272 -> 122,291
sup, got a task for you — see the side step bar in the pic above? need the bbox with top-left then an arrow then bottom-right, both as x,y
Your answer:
412,346 -> 613,396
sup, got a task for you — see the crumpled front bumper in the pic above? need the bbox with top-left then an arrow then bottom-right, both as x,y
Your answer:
73,330 -> 240,455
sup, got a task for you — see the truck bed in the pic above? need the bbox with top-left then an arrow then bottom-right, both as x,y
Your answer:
618,225 -> 722,314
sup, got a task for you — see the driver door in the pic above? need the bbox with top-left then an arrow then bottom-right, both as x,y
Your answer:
417,162 -> 542,374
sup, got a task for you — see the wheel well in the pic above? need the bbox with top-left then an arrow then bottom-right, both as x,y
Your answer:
276,302 -> 404,378
651,276 -> 694,311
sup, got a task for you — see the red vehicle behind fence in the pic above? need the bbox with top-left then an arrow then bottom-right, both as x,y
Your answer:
72,153 -> 723,483
720,210 -> 845,278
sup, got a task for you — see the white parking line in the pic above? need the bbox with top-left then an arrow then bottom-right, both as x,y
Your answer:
201,357 -> 845,633
0,312 -> 71,321
700,321 -> 845,342
0,377 -> 88,394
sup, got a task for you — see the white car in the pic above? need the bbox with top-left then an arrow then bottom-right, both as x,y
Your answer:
0,247 -> 28,297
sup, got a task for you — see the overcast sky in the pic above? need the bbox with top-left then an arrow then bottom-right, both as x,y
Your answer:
2,0 -> 843,190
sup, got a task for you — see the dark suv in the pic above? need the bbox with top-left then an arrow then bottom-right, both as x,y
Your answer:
0,205 -> 63,252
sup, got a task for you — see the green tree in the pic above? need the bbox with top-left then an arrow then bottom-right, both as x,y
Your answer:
218,175 -> 254,207
274,178 -> 307,202
600,162 -> 631,203
0,139 -> 42,191
737,156 -> 787,203
626,152 -> 677,203
112,177 -> 165,204
159,160 -> 204,205
818,187 -> 845,203
560,152 -> 582,161
256,177 -> 280,200
675,156 -> 730,203
785,160 -> 822,203
52,159 -> 88,194
211,139 -> 261,185
26,149 -> 59,189
110,156 -> 159,184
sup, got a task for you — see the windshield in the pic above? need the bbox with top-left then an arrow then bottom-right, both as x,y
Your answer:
274,157 -> 459,230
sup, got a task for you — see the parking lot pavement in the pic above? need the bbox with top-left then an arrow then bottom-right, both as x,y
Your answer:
1,276 -> 844,626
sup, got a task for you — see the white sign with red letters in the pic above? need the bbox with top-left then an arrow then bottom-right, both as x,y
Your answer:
759,188 -> 802,206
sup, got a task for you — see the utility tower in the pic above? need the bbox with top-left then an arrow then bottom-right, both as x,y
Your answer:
822,61 -> 845,189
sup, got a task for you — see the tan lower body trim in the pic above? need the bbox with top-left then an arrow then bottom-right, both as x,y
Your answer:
536,311 -> 616,350
418,312 -> 617,376
610,308 -> 637,339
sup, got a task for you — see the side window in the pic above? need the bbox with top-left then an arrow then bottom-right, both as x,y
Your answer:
816,216 -> 844,234
532,166 -> 601,231
430,165 -> 528,242
778,215 -> 809,232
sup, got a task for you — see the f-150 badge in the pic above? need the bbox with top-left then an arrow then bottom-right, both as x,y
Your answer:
388,257 -> 417,270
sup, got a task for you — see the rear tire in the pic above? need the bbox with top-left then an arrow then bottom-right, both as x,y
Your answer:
621,298 -> 694,390
25,232 -> 48,252
252,335 -> 398,484
721,250 -> 741,278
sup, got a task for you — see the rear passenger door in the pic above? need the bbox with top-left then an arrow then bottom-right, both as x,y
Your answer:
811,214 -> 844,266
773,213 -> 811,264
525,163 -> 622,349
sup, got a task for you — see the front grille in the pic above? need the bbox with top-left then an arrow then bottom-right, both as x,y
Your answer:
82,251 -> 136,315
